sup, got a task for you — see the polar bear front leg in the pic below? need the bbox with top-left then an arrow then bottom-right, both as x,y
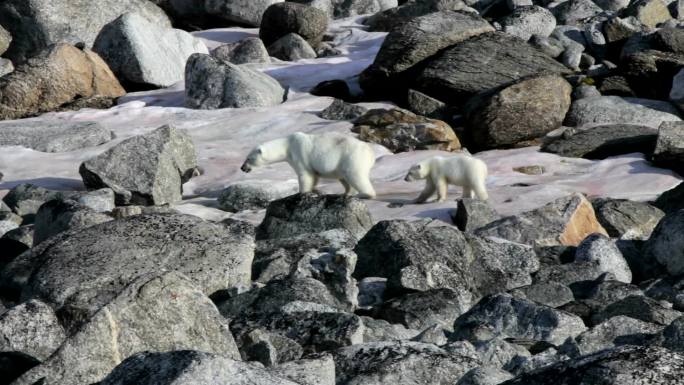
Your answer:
436,177 -> 448,202
414,181 -> 436,203
340,179 -> 356,196
297,172 -> 316,193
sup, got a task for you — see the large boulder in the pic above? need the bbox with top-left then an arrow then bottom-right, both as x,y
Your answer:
332,0 -> 398,18
652,121 -> 684,175
452,198 -> 501,232
564,96 -> 682,129
185,53 -> 286,109
205,0 -> 284,27
330,341 -> 480,385
568,315 -> 663,356
0,214 -> 254,329
259,2 -> 328,48
352,108 -> 461,153
218,180 -> 299,213
464,75 -> 572,150
453,293 -> 587,345
0,299 -> 66,362
500,346 -> 684,384
79,125 -> 197,206
475,193 -> 608,247
12,272 -> 241,385
364,0 -> 474,32
359,11 -> 494,98
33,199 -> 112,245
541,124 -> 658,159
591,198 -> 665,240
624,0 -> 672,28
574,234 -> 632,283
414,32 -> 571,104
500,6 -> 557,41
0,44 -> 125,121
0,120 -> 113,153
0,0 -> 170,64
256,193 -> 373,240
645,209 -> 684,276
93,12 -> 208,89
212,37 -> 271,65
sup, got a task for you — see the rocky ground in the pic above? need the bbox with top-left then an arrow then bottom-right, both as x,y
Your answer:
1,0 -> 684,384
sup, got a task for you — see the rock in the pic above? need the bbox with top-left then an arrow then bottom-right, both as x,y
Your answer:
622,48 -> 684,102
476,193 -> 608,247
410,324 -> 448,345
466,235 -> 540,297
529,35 -> 565,57
1,184 -> 67,219
567,316 -> 662,356
0,44 -> 125,121
552,0 -> 603,26
569,279 -> 645,319
238,328 -> 303,366
318,99 -> 369,121
500,6 -> 557,41
414,32 -> 571,105
353,219 -> 474,297
451,198 -> 501,232
332,0 -> 398,18
454,293 -> 587,345
464,75 -> 572,150
95,350 -> 299,385
0,58 -> 13,77
310,80 -> 352,100
185,53 -> 286,109
359,11 -> 494,98
592,198 -> 665,240
662,316 -> 684,352
0,212 -> 21,238
79,125 -> 197,206
594,0 -> 630,10
0,300 -> 66,361
575,234 -> 632,283
645,209 -> 684,276
625,0 -> 672,28
474,337 -> 531,368
253,228 -> 357,284
1,214 -> 254,330
330,341 -> 480,385
268,32 -> 317,61
77,188 -> 116,213
361,316 -> 419,342
561,44 -> 583,70
457,367 -> 514,385
534,261 -> 607,288
93,12 -> 208,89
259,2 -> 328,48
504,345 -> 684,384
205,0 -> 284,27
573,84 -> 601,99
0,0 -> 170,64
652,121 -> 684,175
593,295 -> 682,326
256,193 -> 372,240
289,0 -> 335,18
0,25 -> 10,56
12,272 -> 240,385
513,165 -> 546,175
269,355 -> 336,385
33,199 -> 112,245
511,282 -> 575,308
218,180 -> 299,212
541,124 -> 658,159
212,37 -> 271,65
364,0 -> 475,32
375,288 -> 472,331
0,225 -> 34,262
565,96 -> 682,129
352,108 -> 461,153
406,89 -> 450,120
654,182 -> 684,213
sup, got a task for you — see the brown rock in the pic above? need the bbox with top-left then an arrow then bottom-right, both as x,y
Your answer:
475,193 -> 608,246
624,0 -> 672,28
352,108 -> 461,153
0,44 -> 125,120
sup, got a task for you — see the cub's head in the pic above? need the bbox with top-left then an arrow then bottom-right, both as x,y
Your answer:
404,162 -> 428,181
241,146 -> 265,173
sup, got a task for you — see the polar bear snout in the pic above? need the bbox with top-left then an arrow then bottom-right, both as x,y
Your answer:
241,163 -> 252,173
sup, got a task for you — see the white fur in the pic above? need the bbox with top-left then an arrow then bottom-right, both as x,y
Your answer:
241,132 -> 377,198
405,154 -> 488,203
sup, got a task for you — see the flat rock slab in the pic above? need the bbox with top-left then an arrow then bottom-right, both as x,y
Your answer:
541,124 -> 658,159
0,120 -> 113,152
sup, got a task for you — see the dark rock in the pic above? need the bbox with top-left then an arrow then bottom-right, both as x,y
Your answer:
238,328 -> 303,366
511,282 -> 574,308
185,53 -> 286,109
330,341 -> 480,385
33,199 -> 112,245
451,198 -> 501,232
205,0 -> 283,27
464,75 -> 572,150
563,96 -> 682,129
310,80 -> 352,100
212,37 -> 271,64
565,315 -> 663,356
474,337 -> 531,368
662,316 -> 684,352
358,277 -> 387,309
592,198 -> 665,240
453,293 -> 587,345
475,193 -> 608,247
375,288 -> 472,331
541,124 -> 658,159
652,121 -> 684,175
2,184 -> 67,218
644,209 -> 684,276
256,193 -> 373,240
411,324 -> 448,345
259,2 -> 328,48
622,48 -> 684,101
534,261 -> 607,287
0,120 -> 113,153
0,300 -> 66,362
352,108 -> 461,153
406,89 -> 450,121
653,181 -> 684,213
0,225 -> 33,264
593,294 -> 682,326
318,99 -> 369,121
364,0 -> 475,32
457,367 -> 514,385
267,32 -> 317,61
414,32 -> 571,105
79,125 -> 198,206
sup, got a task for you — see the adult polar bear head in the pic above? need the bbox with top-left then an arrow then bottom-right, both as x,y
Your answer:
241,132 -> 377,198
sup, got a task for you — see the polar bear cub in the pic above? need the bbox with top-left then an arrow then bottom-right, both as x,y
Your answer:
405,154 -> 488,203
241,132 -> 377,198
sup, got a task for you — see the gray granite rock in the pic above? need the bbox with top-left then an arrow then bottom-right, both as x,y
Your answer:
77,188 -> 116,213
567,315 -> 663,356
662,316 -> 684,352
205,0 -> 284,27
212,37 -> 271,64
332,0 -> 398,18
1,184 -> 67,218
33,199 -> 112,245
564,96 -> 682,129
652,121 -> 684,175
0,120 -> 113,153
218,180 -> 298,212
318,99 -> 369,121
451,198 -> 501,232
259,2 -> 328,48
575,234 -> 632,283
376,288 -> 472,331
0,300 -> 66,361
500,6 -> 557,41
268,33 -> 317,61
593,294 -> 682,326
645,209 -> 684,276
457,367 -> 514,385
511,282 -> 574,308
541,124 -> 658,159
592,198 -> 665,240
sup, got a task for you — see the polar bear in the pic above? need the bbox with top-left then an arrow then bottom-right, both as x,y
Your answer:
405,154 -> 488,203
241,132 -> 377,198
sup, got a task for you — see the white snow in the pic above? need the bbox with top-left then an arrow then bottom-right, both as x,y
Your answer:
0,16 -> 681,225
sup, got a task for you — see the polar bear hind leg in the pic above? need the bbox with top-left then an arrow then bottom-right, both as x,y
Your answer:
463,187 -> 474,199
436,177 -> 448,202
347,173 -> 376,199
340,179 -> 356,196
473,179 -> 488,201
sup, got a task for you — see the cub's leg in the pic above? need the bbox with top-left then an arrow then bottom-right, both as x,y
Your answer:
414,181 -> 436,203
436,177 -> 448,202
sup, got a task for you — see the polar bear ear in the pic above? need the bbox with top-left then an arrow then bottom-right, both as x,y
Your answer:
257,148 -> 263,154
